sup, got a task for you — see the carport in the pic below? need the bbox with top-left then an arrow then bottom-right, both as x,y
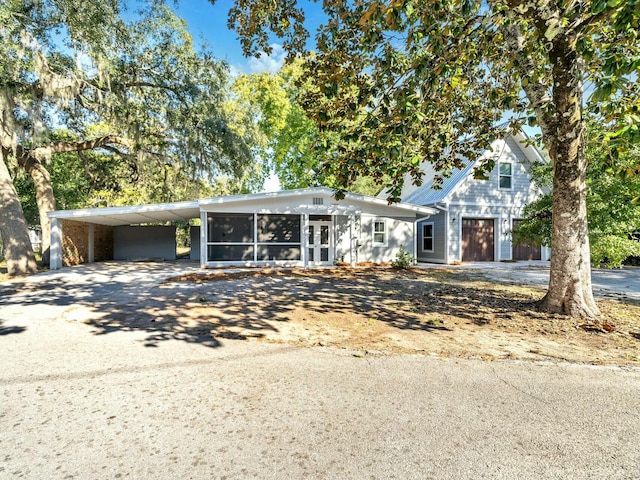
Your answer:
47,201 -> 200,270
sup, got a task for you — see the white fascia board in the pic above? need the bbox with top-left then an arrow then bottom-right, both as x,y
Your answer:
47,200 -> 200,220
512,130 -> 547,165
198,187 -> 334,207
342,192 -> 437,216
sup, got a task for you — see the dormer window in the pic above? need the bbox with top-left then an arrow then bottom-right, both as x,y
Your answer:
499,162 -> 512,189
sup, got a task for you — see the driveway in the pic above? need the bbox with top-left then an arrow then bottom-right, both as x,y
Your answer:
420,261 -> 640,302
1,261 -> 640,479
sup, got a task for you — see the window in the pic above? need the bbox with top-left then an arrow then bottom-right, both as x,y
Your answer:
499,162 -> 512,189
373,220 -> 386,245
422,223 -> 434,252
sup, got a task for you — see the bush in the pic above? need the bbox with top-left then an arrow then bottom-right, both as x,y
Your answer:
391,246 -> 414,269
590,234 -> 640,268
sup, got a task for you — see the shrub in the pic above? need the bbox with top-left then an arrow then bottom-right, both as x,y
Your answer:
590,234 -> 640,268
391,246 -> 414,269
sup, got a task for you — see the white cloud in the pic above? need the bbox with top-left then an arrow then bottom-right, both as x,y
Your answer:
247,43 -> 286,74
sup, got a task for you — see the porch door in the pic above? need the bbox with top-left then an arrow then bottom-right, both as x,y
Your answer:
308,220 -> 332,266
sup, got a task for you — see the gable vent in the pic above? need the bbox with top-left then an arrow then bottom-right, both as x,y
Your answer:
313,197 -> 324,205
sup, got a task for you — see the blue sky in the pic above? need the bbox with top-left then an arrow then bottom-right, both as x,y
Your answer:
161,0 -> 325,74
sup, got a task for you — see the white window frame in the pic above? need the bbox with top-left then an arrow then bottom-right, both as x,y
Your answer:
499,161 -> 513,190
372,219 -> 387,246
422,222 -> 434,252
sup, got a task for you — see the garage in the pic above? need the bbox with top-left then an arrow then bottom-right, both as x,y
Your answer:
511,219 -> 542,260
461,218 -> 495,261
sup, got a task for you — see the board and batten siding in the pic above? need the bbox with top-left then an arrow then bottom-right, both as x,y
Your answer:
417,211 -> 446,263
358,215 -> 415,263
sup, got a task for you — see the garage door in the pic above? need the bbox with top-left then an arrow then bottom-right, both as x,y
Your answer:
511,219 -> 541,260
462,219 -> 494,261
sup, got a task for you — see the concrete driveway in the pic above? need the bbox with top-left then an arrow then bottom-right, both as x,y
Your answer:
1,261 -> 639,479
421,261 -> 640,303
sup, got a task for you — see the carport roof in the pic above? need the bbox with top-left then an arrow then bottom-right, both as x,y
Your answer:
47,200 -> 200,226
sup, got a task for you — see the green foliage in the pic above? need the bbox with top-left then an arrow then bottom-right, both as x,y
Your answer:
225,0 -> 639,200
512,194 -> 553,249
232,61 -> 323,190
590,234 -> 640,269
2,0 -> 261,215
231,60 -> 386,195
391,246 -> 414,269
513,121 -> 640,267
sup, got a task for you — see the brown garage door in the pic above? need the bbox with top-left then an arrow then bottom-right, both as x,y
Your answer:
462,219 -> 494,261
511,219 -> 541,260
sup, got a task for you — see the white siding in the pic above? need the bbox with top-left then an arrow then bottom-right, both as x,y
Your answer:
334,215 -> 353,263
448,137 -> 542,207
358,215 -> 415,263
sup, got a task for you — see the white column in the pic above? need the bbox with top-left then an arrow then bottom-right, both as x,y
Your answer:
50,217 -> 63,270
88,224 -> 95,263
253,213 -> 258,263
444,208 -> 450,264
200,211 -> 207,268
303,213 -> 309,269
349,214 -> 356,267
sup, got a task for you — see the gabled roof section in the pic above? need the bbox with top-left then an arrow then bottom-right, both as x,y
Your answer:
399,132 -> 546,206
401,161 -> 475,206
200,187 -> 437,216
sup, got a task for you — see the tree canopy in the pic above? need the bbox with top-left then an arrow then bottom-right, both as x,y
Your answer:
1,0 -> 257,274
232,60 -> 384,195
514,120 -> 640,268
225,0 -> 640,317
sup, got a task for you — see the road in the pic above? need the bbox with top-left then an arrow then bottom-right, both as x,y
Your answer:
1,262 -> 639,479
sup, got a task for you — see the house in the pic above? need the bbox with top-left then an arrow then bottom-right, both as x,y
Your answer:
47,188 -> 437,270
397,132 -> 550,263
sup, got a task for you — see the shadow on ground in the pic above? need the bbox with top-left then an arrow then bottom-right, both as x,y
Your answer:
3,267 -> 637,356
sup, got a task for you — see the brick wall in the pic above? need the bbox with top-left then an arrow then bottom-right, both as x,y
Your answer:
61,220 -> 113,266
94,224 -> 114,262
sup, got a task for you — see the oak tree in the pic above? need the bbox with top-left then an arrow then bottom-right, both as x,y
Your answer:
1,0 -> 253,274
225,0 -> 639,317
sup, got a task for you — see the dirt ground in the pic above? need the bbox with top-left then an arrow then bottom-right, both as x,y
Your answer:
145,268 -> 640,366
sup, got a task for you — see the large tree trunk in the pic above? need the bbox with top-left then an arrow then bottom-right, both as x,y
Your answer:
538,39 -> 599,318
0,152 -> 38,276
24,157 -> 56,266
14,136 -> 129,266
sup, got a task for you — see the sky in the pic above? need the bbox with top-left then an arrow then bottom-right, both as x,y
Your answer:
159,0 -> 325,74
153,0 -> 327,190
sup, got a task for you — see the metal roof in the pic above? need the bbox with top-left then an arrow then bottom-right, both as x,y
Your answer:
401,161 -> 475,206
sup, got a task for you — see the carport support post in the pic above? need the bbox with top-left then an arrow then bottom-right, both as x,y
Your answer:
200,211 -> 207,268
50,217 -> 62,270
88,224 -> 95,263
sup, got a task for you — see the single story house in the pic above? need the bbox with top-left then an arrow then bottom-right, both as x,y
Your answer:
47,188 -> 437,270
396,132 -> 551,263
